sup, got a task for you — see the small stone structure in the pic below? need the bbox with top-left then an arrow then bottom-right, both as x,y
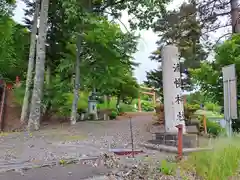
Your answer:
88,91 -> 98,120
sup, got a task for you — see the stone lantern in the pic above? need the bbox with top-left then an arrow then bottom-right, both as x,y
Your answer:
88,90 -> 98,119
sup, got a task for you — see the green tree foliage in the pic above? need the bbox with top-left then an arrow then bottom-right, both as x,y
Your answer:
2,0 -> 174,126
190,62 -> 222,104
0,0 -> 15,17
105,71 -> 139,107
22,0 -> 140,117
145,0 -> 240,93
145,1 -> 207,92
144,68 -> 162,97
186,91 -> 215,105
62,0 -> 171,30
190,35 -> 240,105
24,0 -> 72,73
0,5 -> 29,82
57,16 -> 139,96
152,1 -> 207,67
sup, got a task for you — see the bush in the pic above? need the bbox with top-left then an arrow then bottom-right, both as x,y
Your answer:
119,103 -> 135,113
54,92 -> 88,116
187,103 -> 200,110
159,159 -> 176,175
184,103 -> 200,122
204,102 -> 221,113
141,100 -> 154,112
206,118 -> 224,136
109,111 -> 117,120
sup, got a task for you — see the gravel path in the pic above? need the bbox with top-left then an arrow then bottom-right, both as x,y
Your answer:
0,114 -> 179,179
0,115 -> 158,169
0,163 -> 111,180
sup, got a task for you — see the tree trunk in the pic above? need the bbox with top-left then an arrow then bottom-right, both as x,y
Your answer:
230,0 -> 240,33
107,95 -> 111,108
28,0 -> 49,131
20,0 -> 40,124
70,36 -> 81,125
42,64 -> 51,117
70,0 -> 92,125
116,94 -> 121,112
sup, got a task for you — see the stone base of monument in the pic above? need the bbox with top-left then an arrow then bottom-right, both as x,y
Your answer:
149,132 -> 198,148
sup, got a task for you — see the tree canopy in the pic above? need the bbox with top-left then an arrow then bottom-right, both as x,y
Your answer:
1,0 -> 240,130
191,34 -> 240,105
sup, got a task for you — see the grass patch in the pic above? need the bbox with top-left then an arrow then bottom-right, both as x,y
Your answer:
159,159 -> 177,175
0,132 -> 9,137
180,137 -> 240,180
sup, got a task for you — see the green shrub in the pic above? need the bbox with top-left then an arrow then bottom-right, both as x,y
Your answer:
141,100 -> 154,112
184,103 -> 200,123
119,103 -> 135,113
204,102 -> 221,113
187,103 -> 200,110
97,103 -> 107,109
109,111 -> 117,120
66,92 -> 88,110
53,92 -> 88,116
159,159 -> 176,175
206,118 -> 224,136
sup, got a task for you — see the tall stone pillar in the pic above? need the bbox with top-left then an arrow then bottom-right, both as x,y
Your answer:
162,45 -> 186,133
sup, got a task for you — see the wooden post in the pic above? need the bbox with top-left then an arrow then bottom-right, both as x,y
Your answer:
0,84 -> 6,131
176,124 -> 183,160
153,91 -> 156,106
183,95 -> 187,104
203,115 -> 207,134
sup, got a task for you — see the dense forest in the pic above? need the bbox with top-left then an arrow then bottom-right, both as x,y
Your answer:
1,0 -> 240,131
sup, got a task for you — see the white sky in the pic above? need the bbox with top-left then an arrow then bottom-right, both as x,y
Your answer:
13,0 -> 227,83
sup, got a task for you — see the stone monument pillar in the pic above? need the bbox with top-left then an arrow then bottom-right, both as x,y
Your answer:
162,45 -> 186,133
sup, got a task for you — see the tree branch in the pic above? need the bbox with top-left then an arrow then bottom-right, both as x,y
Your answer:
215,32 -> 231,44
